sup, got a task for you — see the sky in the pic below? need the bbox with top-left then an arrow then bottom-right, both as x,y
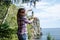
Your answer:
33,0 -> 60,28
14,0 -> 60,28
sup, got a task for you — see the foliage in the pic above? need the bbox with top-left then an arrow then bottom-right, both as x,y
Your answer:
47,33 -> 52,40
23,0 -> 30,3
4,4 -> 18,40
0,0 -> 11,23
27,24 -> 32,39
22,0 -> 39,3
0,22 -> 14,40
6,4 -> 18,29
0,0 -> 11,7
47,33 -> 55,40
0,0 -> 18,40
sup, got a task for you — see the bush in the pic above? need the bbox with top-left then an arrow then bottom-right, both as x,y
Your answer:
0,22 -> 15,40
47,33 -> 55,40
47,34 -> 51,40
0,0 -> 18,40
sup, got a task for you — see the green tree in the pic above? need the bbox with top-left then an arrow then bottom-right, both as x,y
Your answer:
0,0 -> 11,24
0,22 -> 15,40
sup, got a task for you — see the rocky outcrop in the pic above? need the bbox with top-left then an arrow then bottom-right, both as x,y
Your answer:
31,17 -> 42,38
27,11 -> 42,39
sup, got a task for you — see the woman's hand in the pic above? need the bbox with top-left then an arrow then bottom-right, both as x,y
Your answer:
26,8 -> 32,14
28,9 -> 32,11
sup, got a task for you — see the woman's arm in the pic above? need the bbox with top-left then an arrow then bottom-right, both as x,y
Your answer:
25,9 -> 32,14
25,9 -> 34,24
24,17 -> 34,24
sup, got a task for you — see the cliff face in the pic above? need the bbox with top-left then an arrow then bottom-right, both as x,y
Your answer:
31,17 -> 41,38
27,11 -> 42,39
27,16 -> 41,39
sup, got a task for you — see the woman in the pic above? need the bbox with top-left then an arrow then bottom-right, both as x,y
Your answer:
17,8 -> 34,40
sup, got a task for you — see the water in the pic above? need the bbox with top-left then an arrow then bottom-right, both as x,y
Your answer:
38,28 -> 60,40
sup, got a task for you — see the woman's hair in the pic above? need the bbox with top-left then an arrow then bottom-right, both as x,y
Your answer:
17,8 -> 25,17
17,8 -> 25,32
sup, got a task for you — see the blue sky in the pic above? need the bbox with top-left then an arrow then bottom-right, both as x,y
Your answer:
32,0 -> 60,28
20,0 -> 60,28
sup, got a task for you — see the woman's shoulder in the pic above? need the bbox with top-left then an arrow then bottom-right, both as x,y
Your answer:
23,16 -> 27,19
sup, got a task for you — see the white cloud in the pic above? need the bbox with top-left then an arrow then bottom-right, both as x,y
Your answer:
23,1 -> 60,28
43,4 -> 60,20
34,2 -> 60,28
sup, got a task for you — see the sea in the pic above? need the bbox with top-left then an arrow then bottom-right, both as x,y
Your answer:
36,28 -> 60,40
